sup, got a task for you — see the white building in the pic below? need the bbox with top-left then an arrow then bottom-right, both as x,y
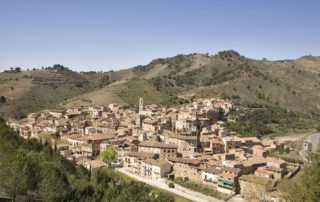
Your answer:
140,158 -> 172,181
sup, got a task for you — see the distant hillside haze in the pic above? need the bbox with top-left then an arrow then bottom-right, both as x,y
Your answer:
1,50 -> 320,121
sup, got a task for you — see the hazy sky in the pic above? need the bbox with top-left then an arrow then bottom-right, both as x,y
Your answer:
1,0 -> 319,72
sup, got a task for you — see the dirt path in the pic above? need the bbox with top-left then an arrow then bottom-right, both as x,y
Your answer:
265,130 -> 316,142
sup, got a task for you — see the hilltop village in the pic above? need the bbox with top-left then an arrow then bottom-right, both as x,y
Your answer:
7,98 -> 300,201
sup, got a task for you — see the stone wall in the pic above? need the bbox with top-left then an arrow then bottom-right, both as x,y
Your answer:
239,180 -> 267,199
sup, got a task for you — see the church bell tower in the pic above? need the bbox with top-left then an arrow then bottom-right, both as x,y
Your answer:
139,97 -> 144,112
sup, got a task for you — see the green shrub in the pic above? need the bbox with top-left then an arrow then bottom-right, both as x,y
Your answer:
0,96 -> 6,104
168,182 -> 175,188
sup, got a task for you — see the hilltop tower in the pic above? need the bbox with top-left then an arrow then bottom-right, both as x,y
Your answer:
139,97 -> 144,112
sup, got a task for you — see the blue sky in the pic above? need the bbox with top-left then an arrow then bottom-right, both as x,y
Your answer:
0,0 -> 319,72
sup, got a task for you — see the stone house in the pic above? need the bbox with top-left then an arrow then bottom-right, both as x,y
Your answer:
243,137 -> 262,147
255,166 -> 286,180
210,138 -> 225,154
140,159 -> 172,181
242,158 -> 267,175
77,159 -> 106,173
66,107 -> 82,115
201,126 -> 218,136
67,134 -> 115,156
268,166 -> 285,179
175,119 -> 189,131
202,167 -> 222,187
200,135 -> 211,149
158,118 -> 172,131
123,152 -> 157,174
48,110 -> 64,119
239,174 -> 272,199
142,118 -> 158,132
222,136 -> 242,152
217,167 -> 241,194
168,157 -> 203,183
163,131 -> 198,152
138,141 -> 178,159
252,145 -> 267,158
20,126 -> 32,139
54,118 -> 69,128
70,124 -> 85,134
26,113 -> 38,122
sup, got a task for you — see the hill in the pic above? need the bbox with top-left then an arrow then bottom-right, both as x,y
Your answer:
62,51 -> 320,113
1,51 -> 320,135
60,51 -> 320,136
0,65 -> 114,118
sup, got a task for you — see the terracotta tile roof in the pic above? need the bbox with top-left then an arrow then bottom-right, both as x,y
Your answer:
79,134 -> 115,141
67,134 -> 83,140
143,158 -> 170,167
143,118 -> 158,124
239,174 -> 271,185
77,159 -> 106,169
252,145 -> 264,150
222,166 -> 241,174
212,139 -> 223,145
242,158 -> 267,167
168,134 -> 198,141
127,152 -> 157,159
203,167 -> 222,174
139,141 -> 178,149
168,157 -> 201,166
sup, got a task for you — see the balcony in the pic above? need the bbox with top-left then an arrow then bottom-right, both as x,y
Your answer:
218,178 -> 233,189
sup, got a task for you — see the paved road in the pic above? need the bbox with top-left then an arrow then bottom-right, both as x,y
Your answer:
300,132 -> 320,161
116,168 -> 222,202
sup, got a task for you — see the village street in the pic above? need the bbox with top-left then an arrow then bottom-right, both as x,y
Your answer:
116,168 -> 222,202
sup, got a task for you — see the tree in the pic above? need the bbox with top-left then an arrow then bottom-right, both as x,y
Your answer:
168,182 -> 175,188
288,146 -> 320,201
99,147 -> 117,166
0,118 -> 175,201
38,165 -> 70,201
153,192 -> 175,202
0,152 -> 29,201
307,143 -> 313,157
0,96 -> 6,104
301,164 -> 320,201
115,181 -> 152,202
15,67 -> 21,72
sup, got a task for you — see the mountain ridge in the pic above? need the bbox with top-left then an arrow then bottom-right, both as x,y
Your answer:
1,50 -> 320,120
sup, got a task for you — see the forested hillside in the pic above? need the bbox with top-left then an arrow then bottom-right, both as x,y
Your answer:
278,147 -> 320,201
0,118 -> 175,202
